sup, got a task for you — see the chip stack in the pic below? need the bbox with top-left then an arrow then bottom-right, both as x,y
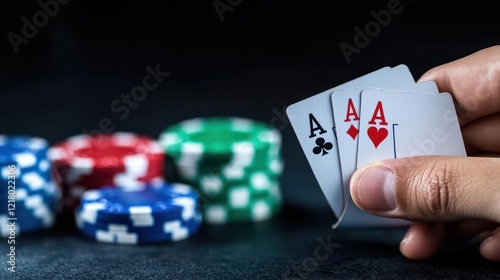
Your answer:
159,117 -> 284,224
75,182 -> 201,244
0,135 -> 61,236
48,132 -> 165,210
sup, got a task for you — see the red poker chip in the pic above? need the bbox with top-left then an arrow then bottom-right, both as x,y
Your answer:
48,132 -> 164,172
49,132 -> 166,210
51,155 -> 164,184
71,167 -> 164,190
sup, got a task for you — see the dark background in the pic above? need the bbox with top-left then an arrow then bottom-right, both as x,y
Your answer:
1,0 -> 499,279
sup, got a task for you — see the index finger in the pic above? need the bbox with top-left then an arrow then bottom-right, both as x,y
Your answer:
418,46 -> 500,126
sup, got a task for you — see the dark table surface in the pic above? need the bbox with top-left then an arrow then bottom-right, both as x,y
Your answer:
9,204 -> 500,279
1,0 -> 500,279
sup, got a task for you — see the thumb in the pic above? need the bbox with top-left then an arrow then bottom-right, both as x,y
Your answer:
350,156 -> 500,223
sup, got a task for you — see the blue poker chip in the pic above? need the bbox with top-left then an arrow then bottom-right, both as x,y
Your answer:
0,181 -> 61,208
76,212 -> 202,244
76,208 -> 201,233
0,135 -> 52,189
0,135 -> 50,170
0,207 -> 57,237
76,185 -> 199,229
78,182 -> 198,218
0,135 -> 49,152
0,159 -> 52,183
0,136 -> 59,236
0,166 -> 50,189
0,182 -> 60,235
79,213 -> 201,236
0,177 -> 58,202
5,195 -> 57,223
5,199 -> 56,218
76,205 -> 188,225
17,216 -> 55,234
75,182 -> 202,244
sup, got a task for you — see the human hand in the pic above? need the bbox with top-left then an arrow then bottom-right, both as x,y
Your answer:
350,45 -> 500,261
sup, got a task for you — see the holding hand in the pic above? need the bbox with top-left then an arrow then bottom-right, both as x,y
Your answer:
350,45 -> 500,261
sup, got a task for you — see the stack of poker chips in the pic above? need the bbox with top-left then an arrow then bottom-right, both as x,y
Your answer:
75,182 -> 201,244
0,135 -> 61,237
48,132 -> 165,210
159,117 -> 284,224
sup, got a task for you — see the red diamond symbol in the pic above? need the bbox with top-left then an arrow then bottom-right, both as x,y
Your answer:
346,124 -> 359,140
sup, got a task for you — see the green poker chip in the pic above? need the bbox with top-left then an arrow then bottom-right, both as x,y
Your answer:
174,156 -> 284,187
159,117 -> 281,169
203,184 -> 283,224
194,167 -> 282,198
202,178 -> 281,205
159,117 -> 284,223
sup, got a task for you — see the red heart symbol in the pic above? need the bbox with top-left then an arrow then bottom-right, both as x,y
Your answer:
367,127 -> 388,148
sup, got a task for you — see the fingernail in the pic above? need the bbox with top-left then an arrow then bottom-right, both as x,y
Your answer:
353,166 -> 396,212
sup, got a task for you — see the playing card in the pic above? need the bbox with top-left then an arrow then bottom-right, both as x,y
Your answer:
331,81 -> 439,228
386,80 -> 439,94
357,90 -> 466,169
286,65 -> 414,219
332,80 -> 439,205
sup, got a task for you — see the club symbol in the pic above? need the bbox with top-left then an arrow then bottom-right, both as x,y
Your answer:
312,137 -> 333,156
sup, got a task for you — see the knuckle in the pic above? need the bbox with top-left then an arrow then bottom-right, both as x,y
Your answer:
416,160 -> 455,218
